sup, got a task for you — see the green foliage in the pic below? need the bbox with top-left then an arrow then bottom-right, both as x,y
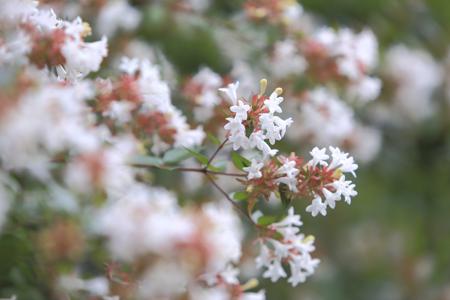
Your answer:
231,151 -> 251,171
233,191 -> 248,201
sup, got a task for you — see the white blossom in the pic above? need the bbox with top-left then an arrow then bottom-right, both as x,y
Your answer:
243,159 -> 264,180
264,91 -> 283,114
61,37 -> 108,80
306,196 -> 327,217
288,88 -> 355,146
97,0 -> 141,37
219,81 -> 240,104
256,208 -> 319,286
119,56 -> 140,75
230,100 -> 251,121
308,147 -> 329,167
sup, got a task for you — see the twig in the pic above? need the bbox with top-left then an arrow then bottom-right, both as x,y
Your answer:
205,137 -> 229,170
206,170 -> 247,177
132,164 -> 246,177
205,173 -> 256,226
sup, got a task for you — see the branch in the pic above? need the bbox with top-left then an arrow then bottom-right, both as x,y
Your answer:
205,137 -> 229,170
131,164 -> 246,177
205,173 -> 256,226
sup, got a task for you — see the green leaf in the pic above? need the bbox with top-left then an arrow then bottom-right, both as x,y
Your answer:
130,155 -> 164,167
207,133 -> 221,145
233,191 -> 248,201
162,148 -> 192,164
207,160 -> 227,172
184,148 -> 209,165
231,152 -> 250,171
257,215 -> 278,226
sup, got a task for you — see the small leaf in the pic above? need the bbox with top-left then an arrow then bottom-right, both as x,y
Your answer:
257,215 -> 278,226
207,160 -> 226,172
233,191 -> 248,201
184,148 -> 209,165
163,148 -> 192,164
207,133 -> 221,145
130,155 -> 164,167
231,152 -> 251,171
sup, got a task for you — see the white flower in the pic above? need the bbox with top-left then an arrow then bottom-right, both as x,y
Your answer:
263,260 -> 287,282
383,44 -> 443,122
119,56 -> 140,75
97,0 -> 141,37
288,254 -> 320,286
249,131 -> 278,157
243,159 -> 264,180
306,196 -> 327,217
192,67 -> 223,89
61,37 -> 108,80
256,209 -> 319,286
347,76 -> 382,103
288,88 -> 355,146
103,101 -> 135,124
224,117 -> 245,134
230,100 -> 250,121
276,159 -> 299,192
308,147 -> 329,167
332,176 -> 357,204
322,187 -> 340,209
305,147 -> 358,213
219,81 -> 239,104
228,131 -> 250,151
264,91 -> 283,114
270,39 -> 307,78
259,113 -> 281,144
274,207 -> 302,228
242,290 -> 266,300
271,207 -> 302,237
328,146 -> 358,176
314,27 -> 379,80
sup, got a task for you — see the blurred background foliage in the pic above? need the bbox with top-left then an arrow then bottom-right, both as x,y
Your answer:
136,0 -> 450,299
1,0 -> 450,299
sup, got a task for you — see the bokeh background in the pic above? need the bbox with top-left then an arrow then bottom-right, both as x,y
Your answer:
2,0 -> 450,299
138,1 -> 450,298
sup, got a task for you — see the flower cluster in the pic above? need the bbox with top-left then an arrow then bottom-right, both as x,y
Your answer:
304,146 -> 358,216
222,80 -> 293,157
182,67 -> 230,124
96,184 -> 264,299
288,88 -> 355,146
378,45 -> 443,122
240,145 -> 358,218
0,0 -> 386,299
303,27 -> 381,103
96,57 -> 205,154
0,3 -> 108,80
256,208 -> 319,286
244,0 -> 303,26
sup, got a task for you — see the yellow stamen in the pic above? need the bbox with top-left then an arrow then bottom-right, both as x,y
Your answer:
81,22 -> 92,38
304,235 -> 315,243
259,78 -> 268,96
241,278 -> 259,291
274,87 -> 283,95
333,169 -> 343,179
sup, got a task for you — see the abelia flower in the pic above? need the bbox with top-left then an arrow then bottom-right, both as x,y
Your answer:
256,208 -> 319,286
219,81 -> 240,104
243,159 -> 264,180
241,146 -> 358,217
222,80 -> 292,157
